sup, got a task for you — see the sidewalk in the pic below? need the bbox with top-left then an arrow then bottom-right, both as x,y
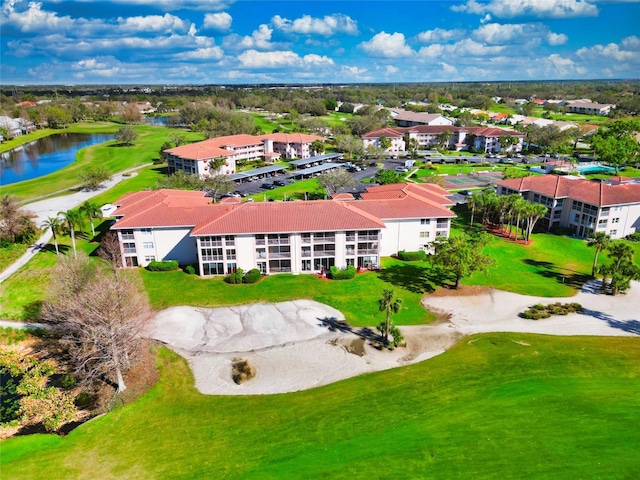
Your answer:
0,166 -> 146,284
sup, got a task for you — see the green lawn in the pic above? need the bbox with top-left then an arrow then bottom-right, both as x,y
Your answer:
3,335 -> 639,479
141,261 -> 435,327
246,178 -> 324,202
2,124 -> 202,201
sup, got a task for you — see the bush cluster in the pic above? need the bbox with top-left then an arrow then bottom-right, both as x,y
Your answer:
244,268 -> 261,284
329,265 -> 357,280
626,232 -> 640,242
146,260 -> 179,272
224,268 -> 244,284
397,250 -> 427,261
183,265 -> 196,275
521,302 -> 583,320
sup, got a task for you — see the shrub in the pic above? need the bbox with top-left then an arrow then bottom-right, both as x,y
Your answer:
146,260 -> 179,272
397,250 -> 427,261
224,268 -> 244,284
231,358 -> 255,384
329,265 -> 357,280
521,302 -> 582,319
60,374 -> 76,390
626,232 -> 640,242
244,268 -> 261,284
184,265 -> 196,275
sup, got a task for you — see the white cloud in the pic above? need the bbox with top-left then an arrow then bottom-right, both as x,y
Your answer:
178,46 -> 224,60
416,28 -> 464,43
237,49 -> 333,68
117,13 -> 191,33
386,65 -> 399,74
547,32 -> 568,45
203,12 -> 232,31
359,32 -> 413,58
341,65 -> 369,79
2,1 -> 74,33
440,62 -> 459,76
65,0 -> 233,11
473,23 -> 534,43
271,14 -> 358,36
223,24 -> 276,50
576,36 -> 640,63
452,0 -> 599,18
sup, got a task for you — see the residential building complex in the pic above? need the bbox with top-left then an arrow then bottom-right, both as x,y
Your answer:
362,125 -> 524,153
389,109 -> 454,127
496,175 -> 640,239
566,101 -> 614,116
165,133 -> 324,177
110,183 -> 455,276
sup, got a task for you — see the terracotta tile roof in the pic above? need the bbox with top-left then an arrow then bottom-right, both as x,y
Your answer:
361,127 -> 406,139
262,132 -> 324,144
496,175 -> 640,207
112,190 -> 216,229
331,193 -> 355,200
362,183 -> 454,206
191,200 -> 384,235
165,133 -> 325,161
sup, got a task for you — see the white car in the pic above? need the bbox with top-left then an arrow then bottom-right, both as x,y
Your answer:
395,166 -> 409,173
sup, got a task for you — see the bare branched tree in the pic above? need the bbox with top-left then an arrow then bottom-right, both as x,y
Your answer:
41,254 -> 151,393
97,230 -> 122,272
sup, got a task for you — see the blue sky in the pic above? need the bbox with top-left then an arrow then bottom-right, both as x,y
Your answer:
1,0 -> 639,85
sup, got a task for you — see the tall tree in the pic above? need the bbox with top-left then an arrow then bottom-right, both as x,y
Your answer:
377,289 -> 402,345
522,202 -> 548,243
432,232 -> 496,289
591,119 -> 640,175
317,169 -> 357,195
587,232 -> 611,277
598,240 -> 640,295
58,209 -> 84,258
79,201 -> 102,238
0,194 -> 38,245
208,156 -> 227,175
378,136 -> 392,151
114,125 -> 139,146
41,254 -> 151,393
41,216 -> 63,255
311,140 -> 325,155
203,174 -> 234,202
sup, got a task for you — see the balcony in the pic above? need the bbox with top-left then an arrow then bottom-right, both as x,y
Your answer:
123,248 -> 137,254
268,253 -> 291,259
268,238 -> 290,245
255,238 -> 265,245
201,240 -> 223,247
201,255 -> 224,262
121,233 -> 135,241
269,266 -> 292,273
314,236 -> 335,243
357,234 -> 379,241
357,248 -> 378,255
313,250 -> 336,257
346,235 -> 356,242
301,251 -> 312,258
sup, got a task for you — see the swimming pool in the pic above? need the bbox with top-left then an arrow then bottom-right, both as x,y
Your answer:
577,165 -> 617,174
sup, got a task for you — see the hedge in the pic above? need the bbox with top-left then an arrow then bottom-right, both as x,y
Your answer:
244,268 -> 261,284
146,260 -> 179,272
397,250 -> 427,261
224,268 -> 244,284
329,265 -> 357,280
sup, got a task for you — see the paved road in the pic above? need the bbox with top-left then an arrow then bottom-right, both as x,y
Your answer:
0,165 -> 146,284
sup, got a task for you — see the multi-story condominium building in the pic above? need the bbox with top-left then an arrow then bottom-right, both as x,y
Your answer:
566,101 -> 614,116
165,133 -> 324,178
390,109 -> 454,127
496,175 -> 640,239
362,126 -> 524,153
110,183 -> 455,276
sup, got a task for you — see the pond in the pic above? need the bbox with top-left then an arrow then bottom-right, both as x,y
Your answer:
0,133 -> 114,185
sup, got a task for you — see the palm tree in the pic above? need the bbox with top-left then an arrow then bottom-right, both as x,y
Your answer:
79,200 -> 101,238
58,209 -> 84,258
587,232 -> 610,277
378,289 -> 402,345
41,216 -> 63,255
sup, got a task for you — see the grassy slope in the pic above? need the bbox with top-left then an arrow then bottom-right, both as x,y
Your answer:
2,124 -> 202,201
2,336 -> 639,479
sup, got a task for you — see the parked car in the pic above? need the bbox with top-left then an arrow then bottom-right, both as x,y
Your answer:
347,166 -> 361,172
395,166 -> 409,173
221,192 -> 241,198
232,190 -> 246,197
261,182 -> 274,189
273,179 -> 287,186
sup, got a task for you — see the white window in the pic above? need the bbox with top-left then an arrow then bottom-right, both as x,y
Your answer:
609,230 -> 617,236
142,242 -> 154,249
141,228 -> 152,236
612,218 -> 620,224
420,219 -> 430,225
144,255 -> 155,262
419,231 -> 430,238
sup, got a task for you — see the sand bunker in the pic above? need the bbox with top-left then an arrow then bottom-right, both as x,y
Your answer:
149,281 -> 639,396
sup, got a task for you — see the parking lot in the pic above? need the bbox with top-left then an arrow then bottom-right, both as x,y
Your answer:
221,154 -> 547,199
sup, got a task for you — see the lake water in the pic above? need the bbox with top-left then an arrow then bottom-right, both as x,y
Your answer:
0,133 -> 113,185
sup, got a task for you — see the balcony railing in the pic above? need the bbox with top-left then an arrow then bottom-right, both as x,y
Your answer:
346,235 -> 356,241
357,248 -> 378,255
123,248 -> 137,254
121,234 -> 134,240
313,250 -> 335,257
201,240 -> 223,247
268,253 -> 291,259
201,255 -> 224,262
314,236 -> 335,243
269,267 -> 292,273
255,238 -> 265,245
357,234 -> 379,241
301,251 -> 311,257
268,238 -> 290,245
